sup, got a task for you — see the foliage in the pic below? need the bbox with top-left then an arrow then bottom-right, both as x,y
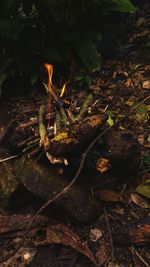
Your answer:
0,0 -> 137,96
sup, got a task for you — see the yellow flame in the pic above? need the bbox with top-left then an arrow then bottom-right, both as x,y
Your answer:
44,63 -> 53,95
60,82 -> 67,98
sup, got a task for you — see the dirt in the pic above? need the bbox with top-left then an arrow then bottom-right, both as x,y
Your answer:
0,5 -> 150,267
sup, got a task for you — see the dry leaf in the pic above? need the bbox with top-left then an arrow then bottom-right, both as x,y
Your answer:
142,81 -> 150,89
94,190 -> 124,202
96,158 -> 111,173
130,193 -> 150,208
136,179 -> 150,199
89,228 -> 102,242
33,224 -> 96,265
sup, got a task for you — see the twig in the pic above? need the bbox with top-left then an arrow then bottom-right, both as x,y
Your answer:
0,120 -> 17,145
0,95 -> 149,263
39,105 -> 50,151
0,154 -> 20,163
16,112 -> 55,131
75,94 -> 93,121
130,247 -> 150,267
104,205 -> 115,261
60,107 -> 69,126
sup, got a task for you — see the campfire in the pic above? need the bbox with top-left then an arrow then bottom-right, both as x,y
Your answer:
8,63 -> 107,166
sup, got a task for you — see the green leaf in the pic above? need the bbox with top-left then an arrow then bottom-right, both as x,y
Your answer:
136,180 -> 150,199
106,110 -> 114,117
107,115 -> 114,126
112,0 -> 138,13
136,104 -> 148,115
143,156 -> 150,167
75,40 -> 100,72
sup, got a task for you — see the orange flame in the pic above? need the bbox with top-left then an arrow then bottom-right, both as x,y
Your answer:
60,82 -> 67,98
44,63 -> 53,129
44,63 -> 53,95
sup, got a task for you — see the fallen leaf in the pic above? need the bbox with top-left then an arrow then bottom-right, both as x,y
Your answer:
136,179 -> 150,199
130,193 -> 150,208
89,228 -> 102,242
33,224 -> 96,265
142,80 -> 150,89
126,96 -> 135,107
94,190 -> 124,202
114,224 -> 150,245
107,115 -> 114,126
96,158 -> 111,173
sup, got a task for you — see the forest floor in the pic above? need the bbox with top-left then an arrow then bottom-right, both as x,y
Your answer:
0,6 -> 150,267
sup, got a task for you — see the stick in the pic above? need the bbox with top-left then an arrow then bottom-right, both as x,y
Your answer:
60,107 -> 69,126
39,105 -> 50,151
104,205 -> 115,261
75,94 -> 93,121
0,120 -> 17,145
130,247 -> 150,267
0,154 -> 19,163
16,112 -> 55,131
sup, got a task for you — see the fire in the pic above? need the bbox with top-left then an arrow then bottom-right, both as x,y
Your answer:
44,63 -> 67,98
44,63 -> 68,130
44,63 -> 53,129
44,63 -> 53,95
60,82 -> 67,98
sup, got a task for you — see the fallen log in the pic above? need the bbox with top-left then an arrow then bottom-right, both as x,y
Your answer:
45,113 -> 107,157
14,158 -> 102,224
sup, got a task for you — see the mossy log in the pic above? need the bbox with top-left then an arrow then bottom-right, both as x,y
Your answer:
46,114 -> 107,157
14,158 -> 102,224
0,149 -> 18,208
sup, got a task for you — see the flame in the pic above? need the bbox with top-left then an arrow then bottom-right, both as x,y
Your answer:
44,63 -> 53,129
60,82 -> 67,98
44,63 -> 53,95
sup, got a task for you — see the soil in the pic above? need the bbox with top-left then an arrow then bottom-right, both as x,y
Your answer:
0,4 -> 149,267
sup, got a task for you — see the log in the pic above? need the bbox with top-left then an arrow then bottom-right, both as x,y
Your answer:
46,114 -> 107,157
84,130 -> 141,176
0,149 -> 18,208
15,158 -> 102,224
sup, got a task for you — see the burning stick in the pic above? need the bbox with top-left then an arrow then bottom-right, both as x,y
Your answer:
44,63 -> 59,129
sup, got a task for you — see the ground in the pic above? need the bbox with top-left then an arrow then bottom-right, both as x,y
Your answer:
0,5 -> 150,267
